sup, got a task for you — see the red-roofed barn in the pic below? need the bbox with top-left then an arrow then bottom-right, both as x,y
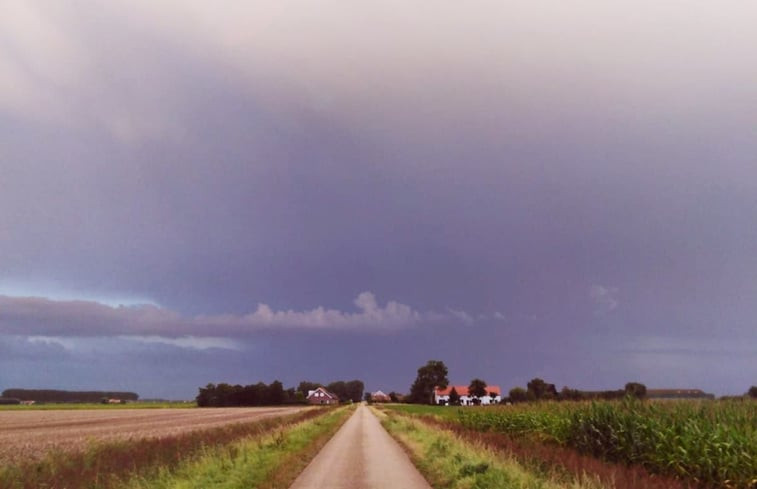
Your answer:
306,387 -> 339,405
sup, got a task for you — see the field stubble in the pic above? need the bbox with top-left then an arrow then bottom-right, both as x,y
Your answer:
0,406 -> 306,465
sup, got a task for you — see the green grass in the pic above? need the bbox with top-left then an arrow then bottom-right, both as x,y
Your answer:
382,403 -> 462,420
121,406 -> 353,489
0,402 -> 197,410
377,408 -> 604,489
387,400 -> 757,488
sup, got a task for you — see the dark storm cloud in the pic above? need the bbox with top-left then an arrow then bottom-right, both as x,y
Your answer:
1,1 -> 756,396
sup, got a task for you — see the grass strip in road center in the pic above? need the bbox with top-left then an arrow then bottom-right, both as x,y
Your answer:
377,408 -> 609,489
121,405 -> 354,489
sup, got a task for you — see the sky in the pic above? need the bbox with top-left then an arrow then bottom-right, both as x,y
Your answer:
1,1 -> 756,399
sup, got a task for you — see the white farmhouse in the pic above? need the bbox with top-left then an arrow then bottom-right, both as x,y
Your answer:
434,385 -> 502,405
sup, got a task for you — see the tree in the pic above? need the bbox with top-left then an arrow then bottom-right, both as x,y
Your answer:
284,388 -> 297,404
364,392 -> 372,403
389,391 -> 400,403
345,380 -> 365,403
196,380 -> 301,407
748,386 -> 757,398
468,378 -> 488,399
409,360 -> 449,404
327,381 -> 347,401
448,387 -> 461,406
559,386 -> 584,401
270,382 -> 285,405
509,387 -> 528,403
624,382 -> 647,399
214,383 -> 234,406
196,384 -> 215,407
297,381 -> 322,396
527,378 -> 557,400
3,389 -> 138,403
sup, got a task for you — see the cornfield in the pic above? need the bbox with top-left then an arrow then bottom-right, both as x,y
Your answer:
456,399 -> 756,488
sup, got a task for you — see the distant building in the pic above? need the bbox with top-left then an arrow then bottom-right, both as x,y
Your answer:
647,389 -> 714,400
370,390 -> 391,402
306,387 -> 339,405
20,400 -> 35,405
435,385 -> 502,405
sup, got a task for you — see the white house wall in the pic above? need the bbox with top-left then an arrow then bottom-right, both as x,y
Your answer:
435,394 -> 501,405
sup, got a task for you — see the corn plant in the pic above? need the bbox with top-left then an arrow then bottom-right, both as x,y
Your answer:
455,399 -> 756,488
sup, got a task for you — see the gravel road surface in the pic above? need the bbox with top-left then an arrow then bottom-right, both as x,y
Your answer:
289,404 -> 431,489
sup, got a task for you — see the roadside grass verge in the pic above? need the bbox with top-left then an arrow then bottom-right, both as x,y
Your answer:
383,403 -> 461,421
0,407 -> 334,489
377,408 -> 607,489
122,405 -> 353,489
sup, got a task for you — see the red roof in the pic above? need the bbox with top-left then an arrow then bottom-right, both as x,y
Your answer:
435,385 -> 501,396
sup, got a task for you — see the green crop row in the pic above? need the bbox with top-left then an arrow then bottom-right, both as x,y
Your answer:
455,399 -> 756,488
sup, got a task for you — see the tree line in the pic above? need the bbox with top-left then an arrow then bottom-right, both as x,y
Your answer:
196,379 -> 364,407
506,379 -> 648,403
407,360 -> 757,404
405,360 -> 652,405
295,380 -> 364,403
1,389 -> 139,403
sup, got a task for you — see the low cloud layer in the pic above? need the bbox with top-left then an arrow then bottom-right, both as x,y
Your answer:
0,292 -> 482,337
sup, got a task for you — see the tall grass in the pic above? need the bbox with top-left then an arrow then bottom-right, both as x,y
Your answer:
452,400 -> 756,488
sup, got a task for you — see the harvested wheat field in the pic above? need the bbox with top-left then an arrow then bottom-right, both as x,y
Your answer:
0,406 -> 307,465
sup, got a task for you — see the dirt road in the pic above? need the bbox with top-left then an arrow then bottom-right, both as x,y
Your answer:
0,406 -> 305,464
289,404 -> 431,489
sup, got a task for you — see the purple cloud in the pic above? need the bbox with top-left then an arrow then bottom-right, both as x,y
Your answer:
0,292 -> 479,337
589,284 -> 619,314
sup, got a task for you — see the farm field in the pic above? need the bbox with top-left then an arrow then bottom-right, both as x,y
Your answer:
0,406 -> 307,465
386,400 -> 757,488
0,402 -> 195,410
